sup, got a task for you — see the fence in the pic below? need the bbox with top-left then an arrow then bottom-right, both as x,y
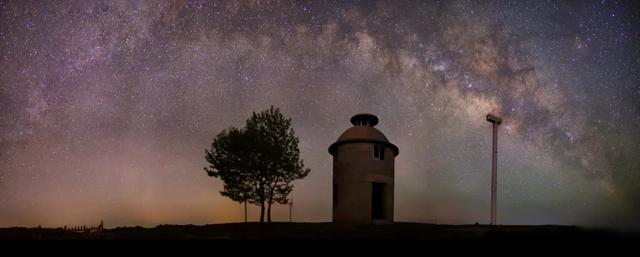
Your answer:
60,220 -> 104,233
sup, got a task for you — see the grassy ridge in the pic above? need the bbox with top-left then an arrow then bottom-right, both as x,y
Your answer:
0,222 -> 633,240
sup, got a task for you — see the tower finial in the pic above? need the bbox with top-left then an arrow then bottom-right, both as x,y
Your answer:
350,113 -> 379,126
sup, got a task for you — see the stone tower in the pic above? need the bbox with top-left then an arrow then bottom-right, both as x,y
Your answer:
328,113 -> 398,224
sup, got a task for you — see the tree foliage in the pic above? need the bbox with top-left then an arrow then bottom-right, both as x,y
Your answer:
205,106 -> 310,222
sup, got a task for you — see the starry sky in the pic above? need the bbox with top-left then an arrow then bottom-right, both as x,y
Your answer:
0,0 -> 639,231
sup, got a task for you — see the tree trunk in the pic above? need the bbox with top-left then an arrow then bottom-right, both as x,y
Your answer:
244,201 -> 247,223
267,200 -> 272,223
267,190 -> 275,223
259,201 -> 265,223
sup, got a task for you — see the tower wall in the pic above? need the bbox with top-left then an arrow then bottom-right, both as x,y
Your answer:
332,142 -> 395,223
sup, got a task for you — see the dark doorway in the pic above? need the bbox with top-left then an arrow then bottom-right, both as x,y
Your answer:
333,183 -> 338,206
372,183 -> 384,220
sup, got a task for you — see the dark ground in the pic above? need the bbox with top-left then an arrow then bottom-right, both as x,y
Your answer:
0,222 -> 636,240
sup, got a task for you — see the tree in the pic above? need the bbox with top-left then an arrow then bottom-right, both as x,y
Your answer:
204,127 -> 257,221
205,106 -> 310,223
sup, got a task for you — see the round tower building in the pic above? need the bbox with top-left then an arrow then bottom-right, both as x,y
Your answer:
329,113 -> 398,224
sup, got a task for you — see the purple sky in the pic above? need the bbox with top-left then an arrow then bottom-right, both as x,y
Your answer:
0,1 -> 639,231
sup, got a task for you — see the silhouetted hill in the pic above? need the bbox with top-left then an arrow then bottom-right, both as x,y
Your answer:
0,222 -> 636,241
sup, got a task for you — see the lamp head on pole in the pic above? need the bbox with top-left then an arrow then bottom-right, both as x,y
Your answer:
486,114 -> 502,125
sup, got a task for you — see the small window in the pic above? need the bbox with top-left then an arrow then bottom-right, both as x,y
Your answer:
355,119 -> 368,126
373,144 -> 385,160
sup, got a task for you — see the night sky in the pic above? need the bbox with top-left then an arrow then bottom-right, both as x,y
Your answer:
1,0 -> 639,231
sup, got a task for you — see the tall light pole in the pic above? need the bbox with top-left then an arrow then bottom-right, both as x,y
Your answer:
486,114 -> 502,225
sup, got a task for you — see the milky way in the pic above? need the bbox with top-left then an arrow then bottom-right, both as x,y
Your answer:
1,0 -> 639,230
